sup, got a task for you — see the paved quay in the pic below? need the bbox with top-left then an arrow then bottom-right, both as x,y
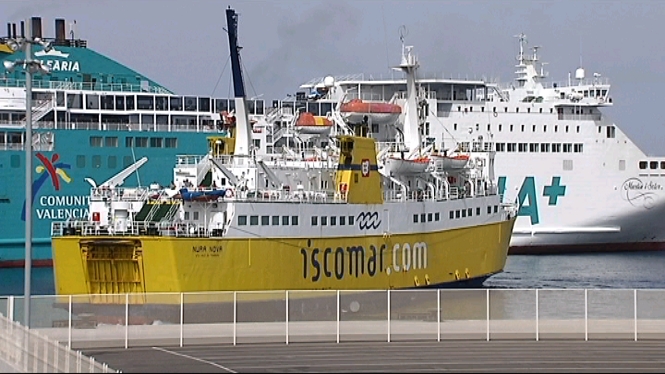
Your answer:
83,340 -> 665,373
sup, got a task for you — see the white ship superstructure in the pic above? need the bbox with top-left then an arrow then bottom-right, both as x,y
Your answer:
270,33 -> 665,254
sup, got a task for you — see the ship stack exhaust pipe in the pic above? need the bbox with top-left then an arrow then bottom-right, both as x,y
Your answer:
55,18 -> 66,43
31,16 -> 41,39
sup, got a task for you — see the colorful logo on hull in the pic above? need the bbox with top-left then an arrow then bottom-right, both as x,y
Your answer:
21,153 -> 71,221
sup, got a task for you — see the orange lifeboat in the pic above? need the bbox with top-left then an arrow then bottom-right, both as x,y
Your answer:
295,112 -> 333,134
340,99 -> 402,125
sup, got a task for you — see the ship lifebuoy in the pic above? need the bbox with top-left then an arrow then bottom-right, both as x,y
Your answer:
493,112 -> 498,117
225,188 -> 234,198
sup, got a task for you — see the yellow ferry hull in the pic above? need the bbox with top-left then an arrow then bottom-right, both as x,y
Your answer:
52,218 -> 515,296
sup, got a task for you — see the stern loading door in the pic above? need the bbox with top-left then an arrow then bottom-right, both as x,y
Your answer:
81,239 -> 146,303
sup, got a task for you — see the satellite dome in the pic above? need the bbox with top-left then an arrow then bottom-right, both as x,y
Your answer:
323,76 -> 335,87
575,67 -> 585,80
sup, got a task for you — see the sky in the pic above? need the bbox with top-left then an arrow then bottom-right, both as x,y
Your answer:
2,0 -> 665,155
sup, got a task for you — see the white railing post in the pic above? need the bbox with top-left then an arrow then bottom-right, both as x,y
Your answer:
68,295 -> 72,349
179,293 -> 184,347
124,294 -> 129,349
584,288 -> 588,341
437,289 -> 441,342
43,337 -> 48,372
486,289 -> 490,341
53,340 -> 59,372
7,296 -> 13,322
387,290 -> 391,343
535,289 -> 539,341
336,290 -> 340,344
634,289 -> 638,342
285,290 -> 289,345
233,291 -> 237,346
76,350 -> 81,373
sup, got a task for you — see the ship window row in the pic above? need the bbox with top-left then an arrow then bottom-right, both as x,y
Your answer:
639,161 -> 665,170
89,136 -> 177,148
61,93 -> 265,115
495,143 -> 584,153
413,212 -> 441,223
310,215 -> 356,226
452,123 -> 581,134
237,215 -> 299,226
457,106 -> 557,114
9,153 -> 171,169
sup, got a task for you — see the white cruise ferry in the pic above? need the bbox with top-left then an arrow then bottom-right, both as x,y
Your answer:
264,33 -> 665,254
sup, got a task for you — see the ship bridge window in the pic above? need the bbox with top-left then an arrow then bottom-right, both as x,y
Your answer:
199,97 -> 211,112
650,161 -> 658,170
101,95 -> 114,110
321,216 -> 328,226
552,143 -> 561,152
150,137 -> 163,148
90,136 -> 103,147
282,216 -> 289,225
66,93 -> 83,109
137,95 -> 154,110
574,144 -> 583,152
126,96 -> 135,110
125,137 -> 134,147
507,143 -> 516,152
330,216 -> 337,226
215,99 -> 228,112
291,216 -> 298,225
348,215 -> 354,225
250,216 -> 258,226
185,97 -> 197,111
170,97 -> 183,111
85,94 -> 99,110
518,143 -> 527,152
541,143 -> 550,152
639,161 -> 648,169
449,211 -> 454,219
435,212 -> 440,221
56,91 -> 65,107
529,143 -> 539,152
661,161 -> 665,169
135,137 -> 148,147
238,216 -> 247,225
340,216 -> 346,225
155,96 -> 168,111
165,138 -> 177,148
563,144 -> 572,153
261,216 -> 269,225
115,96 -> 125,110
311,216 -> 318,226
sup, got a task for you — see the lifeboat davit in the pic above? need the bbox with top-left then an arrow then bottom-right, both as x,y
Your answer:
295,112 -> 333,134
340,99 -> 402,125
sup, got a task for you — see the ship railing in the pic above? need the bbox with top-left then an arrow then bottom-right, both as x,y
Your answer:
494,77 -> 610,92
241,189 -> 344,204
89,187 -> 153,202
0,78 -> 174,94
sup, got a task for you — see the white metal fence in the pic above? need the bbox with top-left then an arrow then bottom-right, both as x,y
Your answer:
0,313 -> 119,373
2,288 -> 665,352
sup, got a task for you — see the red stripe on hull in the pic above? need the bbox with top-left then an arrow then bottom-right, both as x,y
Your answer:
509,241 -> 665,255
0,259 -> 53,269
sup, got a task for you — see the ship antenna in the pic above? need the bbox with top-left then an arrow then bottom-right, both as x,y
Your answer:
399,25 -> 408,58
69,20 -> 76,40
514,33 -> 527,64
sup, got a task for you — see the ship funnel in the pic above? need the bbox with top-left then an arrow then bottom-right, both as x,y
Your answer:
19,21 -> 23,38
55,18 -> 66,42
6,23 -> 10,39
31,17 -> 42,39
